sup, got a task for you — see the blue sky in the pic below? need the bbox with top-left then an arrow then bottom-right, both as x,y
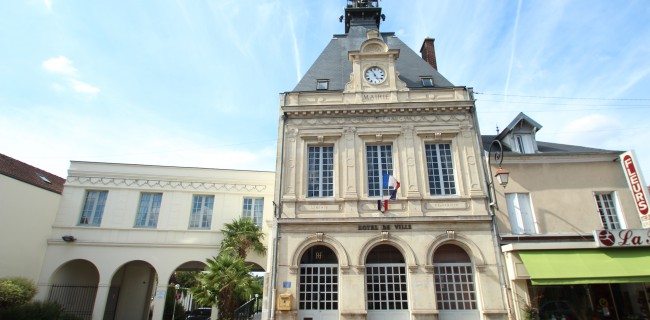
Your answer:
1,0 -> 650,182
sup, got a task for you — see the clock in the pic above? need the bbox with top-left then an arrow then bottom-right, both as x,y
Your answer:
364,66 -> 386,84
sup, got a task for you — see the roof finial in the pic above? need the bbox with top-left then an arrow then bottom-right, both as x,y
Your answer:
496,125 -> 500,134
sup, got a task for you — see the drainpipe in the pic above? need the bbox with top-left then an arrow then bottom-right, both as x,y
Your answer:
268,96 -> 288,320
471,89 -> 513,319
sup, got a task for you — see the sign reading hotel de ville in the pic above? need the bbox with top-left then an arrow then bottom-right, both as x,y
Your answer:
594,229 -> 650,248
620,151 -> 650,228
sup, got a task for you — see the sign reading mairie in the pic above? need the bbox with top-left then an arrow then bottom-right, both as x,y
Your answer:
594,229 -> 650,248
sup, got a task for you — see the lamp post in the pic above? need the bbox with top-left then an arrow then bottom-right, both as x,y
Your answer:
488,140 -> 510,209
485,139 -> 514,319
172,283 -> 180,320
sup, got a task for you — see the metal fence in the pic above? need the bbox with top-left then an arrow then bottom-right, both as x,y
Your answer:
48,285 -> 98,320
233,297 -> 262,320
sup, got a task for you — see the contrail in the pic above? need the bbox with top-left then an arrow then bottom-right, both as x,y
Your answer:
504,0 -> 523,104
287,10 -> 302,82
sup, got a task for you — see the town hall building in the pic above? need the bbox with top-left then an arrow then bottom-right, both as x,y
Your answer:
265,1 -> 509,319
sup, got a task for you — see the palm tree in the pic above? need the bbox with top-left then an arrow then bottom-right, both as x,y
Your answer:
191,248 -> 258,320
220,218 -> 266,258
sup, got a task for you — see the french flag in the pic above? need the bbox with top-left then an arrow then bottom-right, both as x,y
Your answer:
378,173 -> 400,212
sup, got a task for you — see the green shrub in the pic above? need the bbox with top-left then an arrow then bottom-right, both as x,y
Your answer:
0,277 -> 37,308
0,301 -> 82,320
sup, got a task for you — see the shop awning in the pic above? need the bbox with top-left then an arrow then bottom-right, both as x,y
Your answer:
518,249 -> 650,285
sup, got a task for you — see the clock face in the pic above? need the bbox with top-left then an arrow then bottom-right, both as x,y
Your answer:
364,66 -> 386,84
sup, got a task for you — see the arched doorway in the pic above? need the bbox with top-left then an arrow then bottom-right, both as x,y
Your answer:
433,244 -> 479,320
297,245 -> 339,320
365,244 -> 409,320
105,260 -> 157,320
48,259 -> 99,320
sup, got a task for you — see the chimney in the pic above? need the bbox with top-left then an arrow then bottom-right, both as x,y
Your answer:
420,38 -> 438,70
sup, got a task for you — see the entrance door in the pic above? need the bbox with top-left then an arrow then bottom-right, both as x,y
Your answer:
298,246 -> 339,320
366,244 -> 409,320
434,244 -> 480,320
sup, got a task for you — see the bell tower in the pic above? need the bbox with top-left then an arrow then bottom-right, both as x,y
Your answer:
342,0 -> 385,33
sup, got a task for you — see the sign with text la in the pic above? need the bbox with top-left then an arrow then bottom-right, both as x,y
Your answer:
594,229 -> 650,248
620,151 -> 650,228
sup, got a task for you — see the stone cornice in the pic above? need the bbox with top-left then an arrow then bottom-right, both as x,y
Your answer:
285,113 -> 472,127
66,176 -> 269,193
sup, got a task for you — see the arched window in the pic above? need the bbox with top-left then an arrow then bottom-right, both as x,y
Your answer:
298,245 -> 339,314
365,244 -> 408,311
433,244 -> 478,315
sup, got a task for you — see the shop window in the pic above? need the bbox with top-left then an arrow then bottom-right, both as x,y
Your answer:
506,193 -> 536,234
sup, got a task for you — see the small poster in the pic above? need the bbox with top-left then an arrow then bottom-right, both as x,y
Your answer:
282,281 -> 291,288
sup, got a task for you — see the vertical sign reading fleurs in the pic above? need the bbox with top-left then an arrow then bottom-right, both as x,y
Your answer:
620,151 -> 650,228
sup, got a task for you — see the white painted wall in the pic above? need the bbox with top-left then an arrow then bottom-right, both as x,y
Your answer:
0,174 -> 61,281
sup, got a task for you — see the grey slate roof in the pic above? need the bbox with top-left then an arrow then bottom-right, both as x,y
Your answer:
292,25 -> 454,92
481,135 -> 621,155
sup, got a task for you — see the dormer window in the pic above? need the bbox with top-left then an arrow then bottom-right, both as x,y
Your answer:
317,80 -> 329,90
513,134 -> 533,154
421,77 -> 434,87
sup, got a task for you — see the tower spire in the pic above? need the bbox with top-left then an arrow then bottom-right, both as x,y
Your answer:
341,0 -> 385,33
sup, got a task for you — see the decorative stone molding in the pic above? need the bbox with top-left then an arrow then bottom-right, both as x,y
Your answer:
381,231 -> 389,241
446,230 -> 455,239
66,176 -> 268,193
427,233 -> 487,267
316,232 -> 324,242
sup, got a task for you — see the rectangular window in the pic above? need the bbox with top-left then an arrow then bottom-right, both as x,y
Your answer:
243,198 -> 264,227
505,193 -> 536,234
421,77 -> 434,87
308,146 -> 334,197
595,193 -> 621,229
79,190 -> 108,226
425,143 -> 456,195
189,195 -> 214,229
135,193 -> 162,228
515,135 -> 526,153
367,145 -> 393,197
317,80 -> 329,90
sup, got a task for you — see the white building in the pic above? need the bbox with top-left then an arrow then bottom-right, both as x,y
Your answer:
0,153 -> 65,282
36,161 -> 274,320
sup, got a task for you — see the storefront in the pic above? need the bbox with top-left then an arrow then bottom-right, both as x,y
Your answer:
501,232 -> 650,320
518,248 -> 650,319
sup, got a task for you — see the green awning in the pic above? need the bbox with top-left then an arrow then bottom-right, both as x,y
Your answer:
518,248 -> 650,285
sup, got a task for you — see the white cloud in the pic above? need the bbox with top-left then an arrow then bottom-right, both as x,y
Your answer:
560,114 -> 622,147
44,0 -> 52,11
42,56 -> 77,76
42,56 -> 100,95
68,79 -> 100,94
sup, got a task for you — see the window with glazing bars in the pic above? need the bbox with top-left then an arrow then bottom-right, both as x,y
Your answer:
366,264 -> 408,310
595,193 -> 621,229
189,195 -> 214,229
299,265 -> 338,310
434,263 -> 477,310
367,145 -> 393,197
307,146 -> 334,197
425,143 -> 456,195
79,190 -> 108,226
242,198 -> 263,227
135,193 -> 162,228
